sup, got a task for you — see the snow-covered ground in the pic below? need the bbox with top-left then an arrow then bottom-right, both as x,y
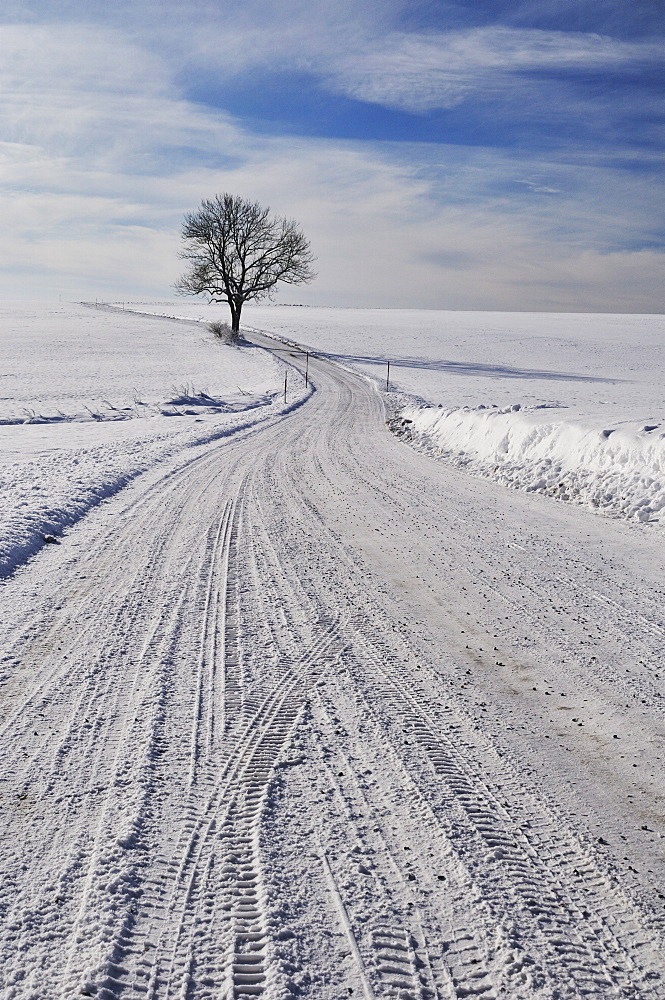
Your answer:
241,305 -> 665,527
137,302 -> 665,526
0,302 -> 307,575
1,303 -> 664,999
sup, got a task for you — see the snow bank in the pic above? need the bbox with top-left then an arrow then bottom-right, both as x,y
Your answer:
391,403 -> 665,523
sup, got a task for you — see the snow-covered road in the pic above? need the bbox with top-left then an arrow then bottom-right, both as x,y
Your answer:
1,326 -> 663,999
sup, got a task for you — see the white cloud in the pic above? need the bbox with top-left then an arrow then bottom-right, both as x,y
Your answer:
135,12 -> 665,116
0,23 -> 243,173
75,2 -> 663,121
4,6 -> 663,121
0,20 -> 662,310
322,27 -> 664,112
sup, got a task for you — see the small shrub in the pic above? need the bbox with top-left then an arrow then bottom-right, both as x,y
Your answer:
209,321 -> 240,346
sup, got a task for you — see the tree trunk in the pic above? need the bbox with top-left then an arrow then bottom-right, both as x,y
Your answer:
230,300 -> 241,332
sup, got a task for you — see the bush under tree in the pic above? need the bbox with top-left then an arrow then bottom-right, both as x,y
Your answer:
208,321 -> 240,346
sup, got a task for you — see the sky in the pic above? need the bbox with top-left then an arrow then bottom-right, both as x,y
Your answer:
1,0 -> 664,311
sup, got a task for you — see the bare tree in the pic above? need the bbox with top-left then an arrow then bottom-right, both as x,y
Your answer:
175,193 -> 316,332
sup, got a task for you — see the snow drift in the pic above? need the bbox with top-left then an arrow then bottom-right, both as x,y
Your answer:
391,403 -> 665,524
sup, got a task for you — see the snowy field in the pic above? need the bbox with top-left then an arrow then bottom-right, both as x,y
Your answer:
0,302 -> 307,575
133,302 -> 665,526
9,298 -> 664,575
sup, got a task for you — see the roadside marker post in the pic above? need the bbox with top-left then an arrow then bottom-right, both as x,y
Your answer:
305,351 -> 309,387
386,360 -> 390,391
284,373 -> 287,404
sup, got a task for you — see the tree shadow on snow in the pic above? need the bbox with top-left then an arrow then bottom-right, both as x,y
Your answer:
321,353 -> 623,384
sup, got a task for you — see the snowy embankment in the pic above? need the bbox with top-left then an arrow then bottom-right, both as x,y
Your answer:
0,302 -> 308,577
391,404 -> 665,523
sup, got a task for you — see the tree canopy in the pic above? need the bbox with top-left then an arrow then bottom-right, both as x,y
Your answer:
175,193 -> 316,331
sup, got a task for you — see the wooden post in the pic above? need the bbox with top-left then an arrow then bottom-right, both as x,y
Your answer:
386,360 -> 390,391
284,373 -> 287,403
305,351 -> 309,387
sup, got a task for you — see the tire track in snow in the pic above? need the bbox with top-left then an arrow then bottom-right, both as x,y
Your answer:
187,497 -> 236,788
291,537 -> 661,996
55,463 -> 249,998
233,355 -> 663,998
352,632 -> 656,997
308,689 -> 460,1000
0,445 -> 249,996
309,669 -> 504,1000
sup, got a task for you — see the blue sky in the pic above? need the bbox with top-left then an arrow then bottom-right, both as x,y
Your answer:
1,0 -> 663,310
